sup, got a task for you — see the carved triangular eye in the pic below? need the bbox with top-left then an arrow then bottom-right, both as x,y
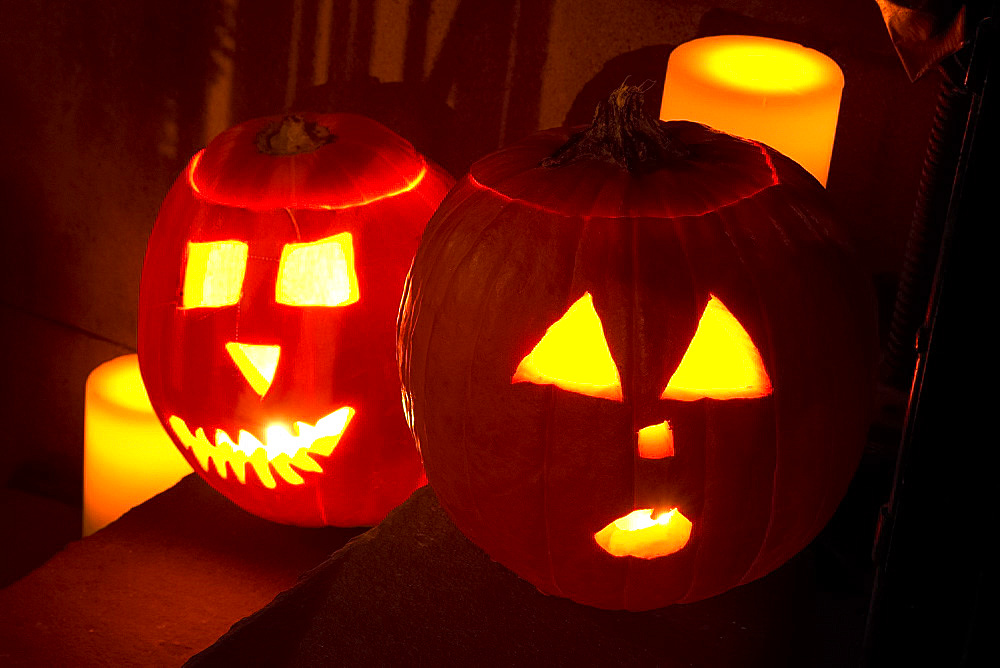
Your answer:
512,292 -> 623,401
661,295 -> 772,401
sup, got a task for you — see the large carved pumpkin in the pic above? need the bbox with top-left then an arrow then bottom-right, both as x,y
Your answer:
398,87 -> 876,610
139,113 -> 453,527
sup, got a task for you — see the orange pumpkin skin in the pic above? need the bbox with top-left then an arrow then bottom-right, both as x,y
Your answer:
399,116 -> 876,609
139,113 -> 453,527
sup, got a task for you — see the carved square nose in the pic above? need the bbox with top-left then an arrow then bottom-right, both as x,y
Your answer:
225,342 -> 281,396
637,420 -> 674,459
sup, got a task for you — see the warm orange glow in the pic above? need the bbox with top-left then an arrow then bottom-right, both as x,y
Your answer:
594,508 -> 693,559
181,240 -> 248,308
187,149 -> 204,195
189,150 -> 429,211
661,296 -> 772,401
316,163 -> 429,210
637,421 -> 675,459
275,232 -> 359,306
83,355 -> 192,535
660,35 -> 844,185
698,41 -> 834,94
167,406 -> 354,488
225,342 -> 281,396
512,292 -> 623,401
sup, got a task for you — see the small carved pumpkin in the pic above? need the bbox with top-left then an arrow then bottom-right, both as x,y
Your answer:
398,87 -> 876,609
139,113 -> 453,527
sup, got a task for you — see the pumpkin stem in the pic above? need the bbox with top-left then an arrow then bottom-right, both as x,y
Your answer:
542,83 -> 688,173
256,115 -> 336,155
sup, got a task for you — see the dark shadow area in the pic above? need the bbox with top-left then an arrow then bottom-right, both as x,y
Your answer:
232,0 -> 555,175
188,485 -> 852,666
0,474 -> 362,665
296,77 -> 460,175
230,1 -> 295,121
0,486 -> 79,589
0,0 -> 217,586
561,44 -> 676,127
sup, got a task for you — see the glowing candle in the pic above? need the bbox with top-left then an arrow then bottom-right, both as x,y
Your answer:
83,354 -> 191,536
660,35 -> 844,185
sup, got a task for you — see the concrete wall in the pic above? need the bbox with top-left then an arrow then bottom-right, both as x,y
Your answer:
0,0 -> 940,506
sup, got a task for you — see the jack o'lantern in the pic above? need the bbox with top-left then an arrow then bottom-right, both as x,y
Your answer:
139,113 -> 453,527
398,87 -> 876,610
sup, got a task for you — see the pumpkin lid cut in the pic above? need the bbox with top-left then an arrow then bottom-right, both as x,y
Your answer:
189,113 -> 429,211
468,85 -> 818,220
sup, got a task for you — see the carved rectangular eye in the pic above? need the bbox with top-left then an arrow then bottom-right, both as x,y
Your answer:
512,292 -> 623,401
182,240 -> 248,308
661,295 -> 772,401
275,233 -> 359,307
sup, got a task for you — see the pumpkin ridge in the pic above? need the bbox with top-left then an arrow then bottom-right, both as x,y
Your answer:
540,385 -> 565,598
681,205 -> 781,601
402,193 -> 477,413
461,216 -> 519,576
623,215 -> 641,610
719,200 -> 787,587
669,213 -> 710,605
425,200 -> 519,548
541,218 -> 595,600
729,194 -> 851,587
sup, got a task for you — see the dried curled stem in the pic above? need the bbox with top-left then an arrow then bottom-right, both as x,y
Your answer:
543,84 -> 689,174
256,115 -> 336,156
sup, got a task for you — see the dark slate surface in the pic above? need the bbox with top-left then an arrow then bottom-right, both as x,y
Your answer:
188,484 -> 866,667
0,474 -> 362,667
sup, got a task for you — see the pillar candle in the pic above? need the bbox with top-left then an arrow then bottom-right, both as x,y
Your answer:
83,354 -> 191,536
660,35 -> 844,185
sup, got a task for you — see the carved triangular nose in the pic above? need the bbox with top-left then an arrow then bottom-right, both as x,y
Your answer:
225,342 -> 281,397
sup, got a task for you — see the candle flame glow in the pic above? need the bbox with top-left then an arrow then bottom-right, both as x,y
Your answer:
594,507 -> 693,559
167,407 -> 354,488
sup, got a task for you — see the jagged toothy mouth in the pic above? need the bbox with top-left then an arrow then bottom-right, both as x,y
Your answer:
167,407 -> 354,489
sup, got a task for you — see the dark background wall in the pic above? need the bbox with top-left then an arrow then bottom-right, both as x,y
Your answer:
0,0 -> 938,578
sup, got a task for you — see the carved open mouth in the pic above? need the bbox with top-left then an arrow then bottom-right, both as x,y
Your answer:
167,407 -> 355,488
594,508 -> 693,559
